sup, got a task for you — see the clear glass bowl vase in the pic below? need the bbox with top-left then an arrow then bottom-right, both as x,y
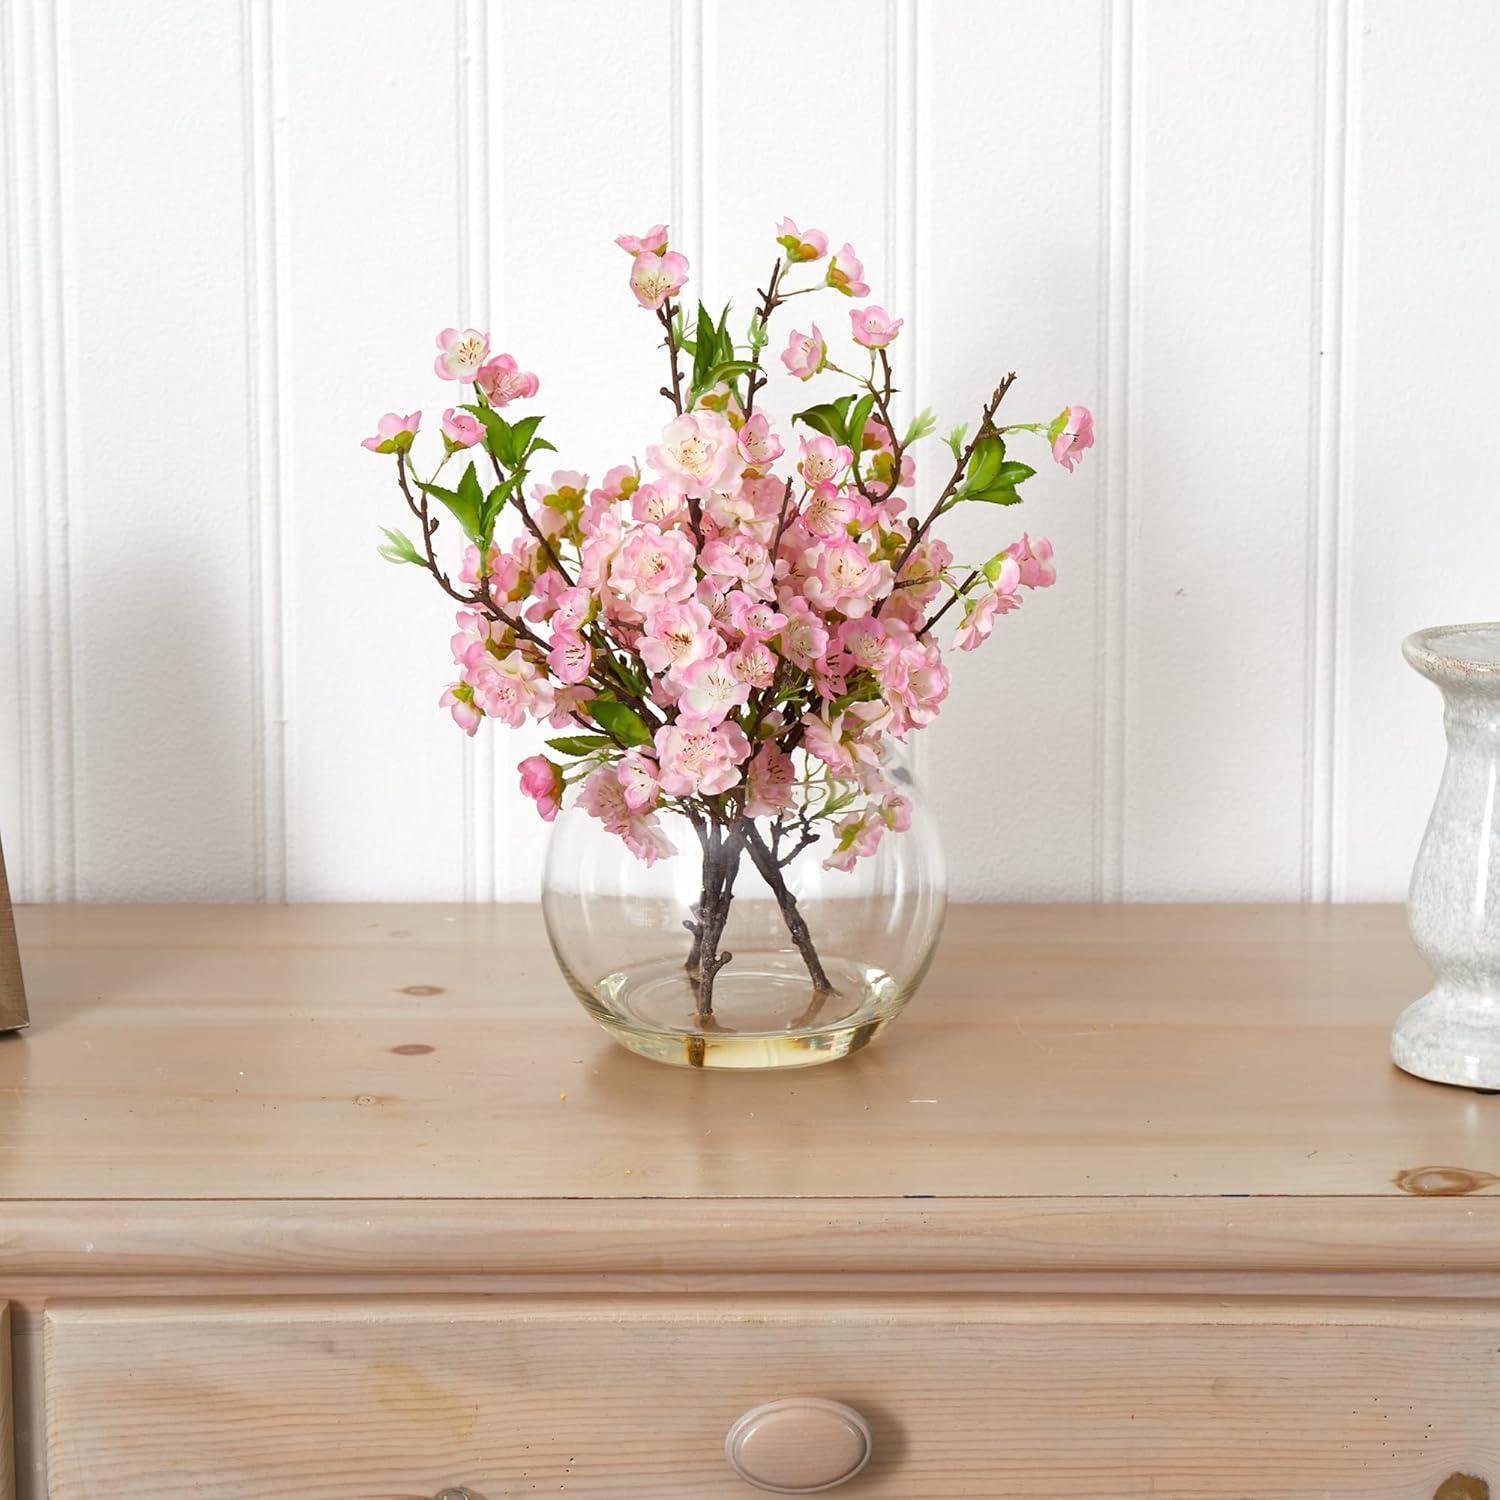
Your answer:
541,759 -> 947,1069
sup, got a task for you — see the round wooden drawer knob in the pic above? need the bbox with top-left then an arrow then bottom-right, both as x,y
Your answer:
725,1397 -> 873,1493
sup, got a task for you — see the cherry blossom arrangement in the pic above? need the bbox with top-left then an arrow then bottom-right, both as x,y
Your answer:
365,218 -> 1092,1012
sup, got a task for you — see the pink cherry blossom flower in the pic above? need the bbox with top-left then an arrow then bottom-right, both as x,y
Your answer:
654,718 -> 751,796
439,682 -> 482,736
736,413 -> 785,467
728,591 -> 787,639
592,464 -> 640,505
775,218 -> 829,263
434,327 -> 490,381
825,244 -> 869,298
804,539 -> 891,619
547,683 -> 596,729
361,410 -> 421,454
467,649 -> 554,728
450,609 -> 503,668
801,708 -> 857,777
1009,533 -> 1057,588
675,656 -> 752,725
779,597 -> 831,671
781,325 -> 827,381
849,305 -> 903,349
835,617 -> 898,676
728,638 -> 777,689
551,585 -> 593,632
607,524 -> 698,611
547,630 -> 593,685
631,478 -> 690,528
616,751 -> 661,812
701,534 -> 774,598
638,599 -> 721,675
880,633 -> 950,732
1050,404 -> 1094,471
799,433 -> 853,487
615,224 -> 669,256
953,555 -> 1023,652
518,755 -> 565,822
646,410 -> 740,491
895,536 -> 953,612
475,353 -> 539,407
577,763 -> 675,866
745,744 -> 797,817
801,483 -> 857,540
630,249 -> 690,310
441,407 -> 483,450
823,808 -> 886,872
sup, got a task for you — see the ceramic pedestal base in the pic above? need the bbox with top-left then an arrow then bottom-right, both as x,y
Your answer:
1394,624 -> 1500,1091
1391,986 -> 1500,1090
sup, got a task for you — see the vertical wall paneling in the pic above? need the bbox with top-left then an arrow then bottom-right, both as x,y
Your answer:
244,0 -> 289,901
0,0 -> 24,875
63,1 -> 262,899
1097,0 -> 1136,901
459,0 -> 495,902
925,2 -> 1109,900
6,0 -> 75,900
9,0 -> 1500,903
1305,0 -> 1351,902
1122,0 -> 1323,899
279,2 -> 469,898
1337,0 -> 1500,900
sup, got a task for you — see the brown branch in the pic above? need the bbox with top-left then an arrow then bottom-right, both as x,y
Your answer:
657,299 -> 685,414
741,255 -> 785,419
395,452 -> 471,604
880,372 -> 1017,605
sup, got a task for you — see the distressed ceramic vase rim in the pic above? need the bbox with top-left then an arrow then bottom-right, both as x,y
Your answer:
1403,622 -> 1500,683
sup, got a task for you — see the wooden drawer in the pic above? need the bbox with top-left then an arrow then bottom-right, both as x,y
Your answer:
44,1295 -> 1500,1498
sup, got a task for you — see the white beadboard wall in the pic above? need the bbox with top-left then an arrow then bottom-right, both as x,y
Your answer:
3,0 -> 1498,903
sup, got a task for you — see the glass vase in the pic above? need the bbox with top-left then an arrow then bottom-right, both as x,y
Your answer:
541,758 -> 947,1069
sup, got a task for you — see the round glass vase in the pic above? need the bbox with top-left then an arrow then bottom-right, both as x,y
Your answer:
541,760 -> 947,1070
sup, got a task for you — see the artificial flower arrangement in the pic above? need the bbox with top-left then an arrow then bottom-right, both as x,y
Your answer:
365,219 -> 1092,1022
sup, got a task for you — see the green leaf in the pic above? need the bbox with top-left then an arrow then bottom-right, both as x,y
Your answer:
965,436 -> 1008,492
944,423 -> 969,462
416,475 -> 483,540
587,698 -> 655,748
846,393 -> 877,479
965,486 -> 1024,506
461,403 -> 515,466
847,393 -> 876,448
546,733 -> 614,756
990,460 -> 1036,487
375,526 -> 424,565
703,358 -> 756,386
526,436 -> 557,457
902,407 -> 938,446
693,301 -> 718,391
792,402 -> 850,444
507,414 -> 544,458
483,472 -> 523,532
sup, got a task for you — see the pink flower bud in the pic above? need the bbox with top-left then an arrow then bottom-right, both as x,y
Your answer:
361,410 -> 421,454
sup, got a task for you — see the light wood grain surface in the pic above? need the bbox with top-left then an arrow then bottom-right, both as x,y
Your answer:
1,901 -> 1492,1203
43,1294 -> 1500,1498
1,902 -> 1489,1203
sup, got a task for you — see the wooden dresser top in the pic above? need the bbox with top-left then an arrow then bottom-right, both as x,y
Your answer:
1,901 -> 1488,1204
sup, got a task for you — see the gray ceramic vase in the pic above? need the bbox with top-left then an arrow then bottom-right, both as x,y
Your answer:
1392,623 -> 1500,1089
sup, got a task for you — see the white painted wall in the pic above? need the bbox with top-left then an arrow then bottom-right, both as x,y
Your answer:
3,0 -> 1497,903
